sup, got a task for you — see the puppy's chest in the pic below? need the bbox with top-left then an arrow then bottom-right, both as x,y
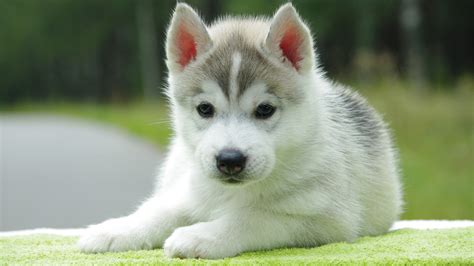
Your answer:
187,183 -> 323,221
188,190 -> 247,220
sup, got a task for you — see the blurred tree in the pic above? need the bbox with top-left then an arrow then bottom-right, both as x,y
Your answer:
401,0 -> 425,89
136,0 -> 160,100
202,0 -> 221,21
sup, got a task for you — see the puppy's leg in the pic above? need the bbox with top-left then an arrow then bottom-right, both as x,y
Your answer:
78,196 -> 188,253
163,211 -> 323,259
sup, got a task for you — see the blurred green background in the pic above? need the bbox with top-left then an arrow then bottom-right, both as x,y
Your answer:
0,0 -> 472,220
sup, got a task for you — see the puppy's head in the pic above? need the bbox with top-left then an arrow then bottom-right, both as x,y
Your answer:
165,3 -> 318,185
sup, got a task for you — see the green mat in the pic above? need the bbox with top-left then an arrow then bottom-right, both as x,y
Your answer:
1,228 -> 473,265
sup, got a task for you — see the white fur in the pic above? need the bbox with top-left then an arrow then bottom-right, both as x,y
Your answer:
78,3 -> 402,259
229,52 -> 242,101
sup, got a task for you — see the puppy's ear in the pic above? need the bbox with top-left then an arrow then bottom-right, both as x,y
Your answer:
166,3 -> 212,72
265,3 -> 314,73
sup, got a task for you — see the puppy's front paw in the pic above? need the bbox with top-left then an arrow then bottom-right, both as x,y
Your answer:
78,217 -> 153,253
164,225 -> 238,259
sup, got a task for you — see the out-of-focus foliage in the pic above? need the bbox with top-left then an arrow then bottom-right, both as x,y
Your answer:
0,0 -> 473,104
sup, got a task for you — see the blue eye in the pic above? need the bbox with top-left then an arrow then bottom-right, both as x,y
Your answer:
255,103 -> 276,119
197,102 -> 214,118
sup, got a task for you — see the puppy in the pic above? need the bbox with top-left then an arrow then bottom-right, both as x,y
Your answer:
78,3 -> 402,259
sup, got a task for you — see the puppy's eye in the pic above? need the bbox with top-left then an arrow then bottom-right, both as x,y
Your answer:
196,102 -> 214,118
255,103 -> 276,119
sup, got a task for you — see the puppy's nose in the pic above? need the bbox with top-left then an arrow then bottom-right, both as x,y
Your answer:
216,149 -> 246,176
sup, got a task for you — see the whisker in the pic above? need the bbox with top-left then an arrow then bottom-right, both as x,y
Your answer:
275,158 -> 306,180
148,120 -> 171,126
276,158 -> 296,172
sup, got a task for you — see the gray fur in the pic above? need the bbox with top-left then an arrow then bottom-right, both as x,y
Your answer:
328,86 -> 386,148
173,21 -> 305,105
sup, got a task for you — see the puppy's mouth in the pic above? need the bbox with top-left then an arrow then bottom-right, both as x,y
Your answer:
220,176 -> 245,185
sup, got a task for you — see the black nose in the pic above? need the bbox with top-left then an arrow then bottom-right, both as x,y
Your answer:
216,149 -> 246,176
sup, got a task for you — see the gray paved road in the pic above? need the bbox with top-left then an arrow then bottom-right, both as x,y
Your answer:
0,115 -> 162,231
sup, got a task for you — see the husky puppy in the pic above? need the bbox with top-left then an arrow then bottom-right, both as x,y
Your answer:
79,3 -> 402,259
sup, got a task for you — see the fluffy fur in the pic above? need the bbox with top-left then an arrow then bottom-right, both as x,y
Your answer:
78,3 -> 402,259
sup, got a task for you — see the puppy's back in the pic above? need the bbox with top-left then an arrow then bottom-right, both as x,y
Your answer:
323,85 -> 402,235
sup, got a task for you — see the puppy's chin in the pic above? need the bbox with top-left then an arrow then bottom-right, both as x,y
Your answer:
219,176 -> 246,185
197,166 -> 267,187
209,170 -> 271,187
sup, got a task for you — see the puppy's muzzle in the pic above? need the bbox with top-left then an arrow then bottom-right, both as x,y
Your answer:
216,149 -> 246,176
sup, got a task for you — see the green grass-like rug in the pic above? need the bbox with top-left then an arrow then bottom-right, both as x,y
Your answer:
1,227 -> 473,265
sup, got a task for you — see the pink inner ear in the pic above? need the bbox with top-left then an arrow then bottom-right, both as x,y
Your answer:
177,25 -> 197,67
279,26 -> 302,70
